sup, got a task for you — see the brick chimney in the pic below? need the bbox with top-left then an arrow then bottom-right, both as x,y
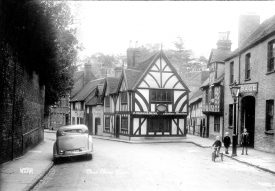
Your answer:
127,47 -> 142,69
238,15 -> 260,48
114,66 -> 122,78
84,62 -> 93,85
216,31 -> 232,51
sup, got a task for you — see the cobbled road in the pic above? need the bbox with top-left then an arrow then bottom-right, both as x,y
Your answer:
34,139 -> 275,191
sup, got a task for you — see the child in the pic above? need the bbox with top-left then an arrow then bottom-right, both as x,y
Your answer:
223,132 -> 231,154
241,128 -> 249,155
212,136 -> 222,156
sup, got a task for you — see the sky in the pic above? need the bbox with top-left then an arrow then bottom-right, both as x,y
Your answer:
69,1 -> 275,59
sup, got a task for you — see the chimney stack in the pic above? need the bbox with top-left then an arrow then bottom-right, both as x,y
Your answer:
114,67 -> 122,78
238,14 -> 260,48
84,62 -> 93,85
216,31 -> 232,51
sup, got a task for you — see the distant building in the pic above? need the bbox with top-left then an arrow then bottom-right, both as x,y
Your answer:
224,15 -> 275,153
188,89 -> 204,136
201,32 -> 232,139
70,78 -> 105,133
48,96 -> 70,130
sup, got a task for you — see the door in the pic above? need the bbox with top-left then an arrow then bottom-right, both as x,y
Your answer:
241,96 -> 255,147
95,118 -> 100,135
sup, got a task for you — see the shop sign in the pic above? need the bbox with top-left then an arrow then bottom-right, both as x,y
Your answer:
239,83 -> 258,94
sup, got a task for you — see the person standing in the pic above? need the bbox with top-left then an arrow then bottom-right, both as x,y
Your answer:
241,128 -> 249,155
223,132 -> 231,154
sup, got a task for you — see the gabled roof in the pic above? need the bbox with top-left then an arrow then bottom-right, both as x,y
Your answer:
71,71 -> 84,97
131,51 -> 190,91
105,77 -> 120,95
226,14 -> 275,61
71,78 -> 105,102
208,48 -> 231,65
118,53 -> 158,91
200,73 -> 224,89
124,69 -> 142,90
71,69 -> 97,98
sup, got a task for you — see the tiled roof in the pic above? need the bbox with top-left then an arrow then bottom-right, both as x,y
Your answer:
124,69 -> 142,90
123,53 -> 158,90
209,48 -> 231,64
86,96 -> 101,106
105,77 -> 120,95
71,78 -> 105,102
189,88 -> 203,104
71,71 -> 84,97
200,77 -> 210,88
226,14 -> 275,60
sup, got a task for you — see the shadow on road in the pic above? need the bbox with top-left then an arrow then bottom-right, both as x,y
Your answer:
53,155 -> 92,165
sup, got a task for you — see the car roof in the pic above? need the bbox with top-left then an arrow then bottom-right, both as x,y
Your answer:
57,124 -> 88,132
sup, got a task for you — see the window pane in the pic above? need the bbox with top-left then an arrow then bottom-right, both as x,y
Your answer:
266,100 -> 274,131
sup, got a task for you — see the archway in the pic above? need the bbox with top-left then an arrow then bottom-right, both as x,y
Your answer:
240,96 -> 255,147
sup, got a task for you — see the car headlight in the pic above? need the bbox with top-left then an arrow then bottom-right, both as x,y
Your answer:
59,150 -> 64,154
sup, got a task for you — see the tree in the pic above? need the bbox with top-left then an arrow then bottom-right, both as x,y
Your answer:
0,0 -> 78,115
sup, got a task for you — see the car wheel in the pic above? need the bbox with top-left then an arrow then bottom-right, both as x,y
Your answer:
53,157 -> 59,164
86,154 -> 92,160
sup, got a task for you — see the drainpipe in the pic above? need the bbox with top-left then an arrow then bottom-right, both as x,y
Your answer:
237,53 -> 241,143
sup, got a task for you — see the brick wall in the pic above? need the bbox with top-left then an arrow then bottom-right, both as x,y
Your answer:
0,44 -> 45,163
224,35 -> 275,153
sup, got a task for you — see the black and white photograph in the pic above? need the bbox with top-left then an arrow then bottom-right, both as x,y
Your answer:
0,0 -> 275,191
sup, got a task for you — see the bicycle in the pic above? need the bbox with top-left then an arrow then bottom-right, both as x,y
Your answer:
212,147 -> 223,162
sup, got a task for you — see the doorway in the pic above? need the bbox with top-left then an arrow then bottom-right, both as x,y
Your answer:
115,115 -> 120,138
241,96 -> 255,147
95,118 -> 100,135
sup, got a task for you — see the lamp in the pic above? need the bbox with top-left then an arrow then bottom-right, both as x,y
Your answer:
229,81 -> 240,157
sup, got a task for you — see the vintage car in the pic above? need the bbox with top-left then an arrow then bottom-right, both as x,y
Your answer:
53,124 -> 93,163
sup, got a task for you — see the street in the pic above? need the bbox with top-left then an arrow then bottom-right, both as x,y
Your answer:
33,139 -> 275,191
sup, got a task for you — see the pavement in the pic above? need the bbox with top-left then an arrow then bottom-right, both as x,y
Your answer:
0,130 -> 56,191
0,130 -> 274,191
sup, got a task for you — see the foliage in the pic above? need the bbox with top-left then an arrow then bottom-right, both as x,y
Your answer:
0,0 -> 78,115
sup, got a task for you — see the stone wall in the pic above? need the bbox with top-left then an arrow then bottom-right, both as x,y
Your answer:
0,44 -> 45,163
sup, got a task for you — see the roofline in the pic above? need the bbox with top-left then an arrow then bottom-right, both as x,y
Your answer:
225,31 -> 275,61
132,52 -> 159,89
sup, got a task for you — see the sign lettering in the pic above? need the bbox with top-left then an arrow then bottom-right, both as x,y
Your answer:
239,83 -> 258,94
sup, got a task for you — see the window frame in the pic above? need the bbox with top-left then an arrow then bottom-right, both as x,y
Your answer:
228,104 -> 233,127
105,96 -> 110,107
105,117 -> 110,129
267,40 -> 275,73
266,100 -> 274,133
150,89 -> 173,103
245,53 -> 251,80
230,61 -> 234,84
121,92 -> 128,105
211,86 -> 215,99
121,117 -> 128,131
214,116 -> 220,132
205,88 -> 209,103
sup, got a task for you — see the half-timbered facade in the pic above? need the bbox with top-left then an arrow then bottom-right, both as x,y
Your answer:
102,50 -> 189,140
201,32 -> 231,139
